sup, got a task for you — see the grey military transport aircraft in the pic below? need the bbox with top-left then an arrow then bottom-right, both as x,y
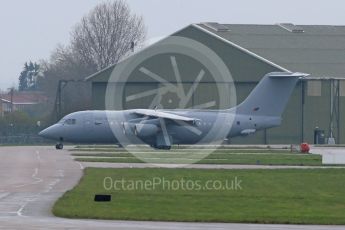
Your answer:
39,72 -> 307,150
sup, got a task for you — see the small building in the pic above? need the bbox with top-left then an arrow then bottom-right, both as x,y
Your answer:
86,23 -> 345,144
0,91 -> 48,117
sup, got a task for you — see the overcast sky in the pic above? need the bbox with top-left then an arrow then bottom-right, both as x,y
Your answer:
0,0 -> 344,91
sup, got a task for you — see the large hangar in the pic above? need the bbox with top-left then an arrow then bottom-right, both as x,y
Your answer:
86,23 -> 345,144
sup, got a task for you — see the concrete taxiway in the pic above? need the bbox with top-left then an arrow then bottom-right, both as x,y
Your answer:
0,146 -> 345,229
310,146 -> 345,164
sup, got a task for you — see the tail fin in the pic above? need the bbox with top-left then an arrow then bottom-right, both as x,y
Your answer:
235,72 -> 307,117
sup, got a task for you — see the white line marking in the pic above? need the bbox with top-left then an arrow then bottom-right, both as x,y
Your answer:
17,198 -> 32,217
13,184 -> 26,188
76,161 -> 84,170
36,150 -> 41,163
13,151 -> 43,188
70,156 -> 84,170
32,167 -> 43,184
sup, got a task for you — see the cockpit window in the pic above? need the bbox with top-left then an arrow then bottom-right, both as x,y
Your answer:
64,119 -> 76,125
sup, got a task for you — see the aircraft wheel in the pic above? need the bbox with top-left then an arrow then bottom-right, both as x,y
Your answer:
154,145 -> 171,150
55,143 -> 63,150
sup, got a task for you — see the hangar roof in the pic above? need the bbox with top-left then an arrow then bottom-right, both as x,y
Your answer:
87,23 -> 345,81
196,23 -> 345,78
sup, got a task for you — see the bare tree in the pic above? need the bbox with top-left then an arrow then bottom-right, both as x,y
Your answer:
71,0 -> 146,71
38,0 -> 146,123
39,45 -> 93,119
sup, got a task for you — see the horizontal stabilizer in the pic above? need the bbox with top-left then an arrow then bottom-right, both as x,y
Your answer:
268,72 -> 308,78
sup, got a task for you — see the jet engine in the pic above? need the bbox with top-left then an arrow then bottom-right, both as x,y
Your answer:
122,122 -> 135,135
134,124 -> 159,137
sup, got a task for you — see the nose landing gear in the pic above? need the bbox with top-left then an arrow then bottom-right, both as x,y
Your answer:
55,143 -> 64,150
55,137 -> 64,150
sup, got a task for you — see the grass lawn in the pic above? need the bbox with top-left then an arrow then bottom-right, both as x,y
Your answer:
53,168 -> 345,224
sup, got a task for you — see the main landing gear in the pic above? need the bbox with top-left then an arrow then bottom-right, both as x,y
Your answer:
152,145 -> 171,150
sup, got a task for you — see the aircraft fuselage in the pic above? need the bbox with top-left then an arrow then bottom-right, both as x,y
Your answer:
40,109 -> 281,146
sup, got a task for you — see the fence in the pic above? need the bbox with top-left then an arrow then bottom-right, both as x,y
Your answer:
0,135 -> 53,145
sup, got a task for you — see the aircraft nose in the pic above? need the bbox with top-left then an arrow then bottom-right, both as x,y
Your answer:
39,127 -> 51,138
39,125 -> 60,140
39,129 -> 47,137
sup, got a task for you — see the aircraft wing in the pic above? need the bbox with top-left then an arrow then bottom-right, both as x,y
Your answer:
132,109 -> 199,122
